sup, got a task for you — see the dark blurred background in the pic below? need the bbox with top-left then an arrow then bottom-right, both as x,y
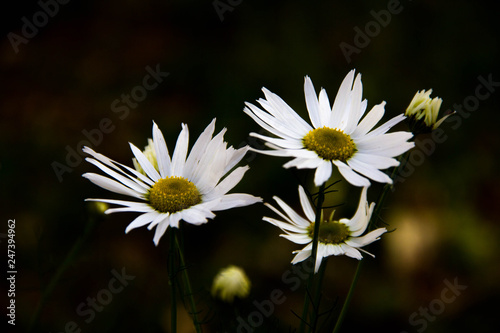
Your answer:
1,0 -> 499,332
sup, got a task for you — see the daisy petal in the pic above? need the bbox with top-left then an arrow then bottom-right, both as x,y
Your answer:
292,247 -> 312,264
171,124 -> 189,176
332,160 -> 370,187
153,218 -> 170,246
346,228 -> 387,247
351,102 -> 386,138
347,158 -> 393,184
330,70 -> 355,128
130,143 -> 161,181
298,186 -> 315,222
126,211 -> 160,233
153,121 -> 172,177
214,193 -> 262,211
83,173 -> 144,199
314,160 -> 333,186
304,76 -> 322,128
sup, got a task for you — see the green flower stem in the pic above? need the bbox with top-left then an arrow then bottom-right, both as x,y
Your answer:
299,184 -> 326,333
331,260 -> 363,333
29,210 -> 100,332
311,258 -> 328,332
173,228 -> 203,333
168,229 -> 178,333
332,152 -> 410,333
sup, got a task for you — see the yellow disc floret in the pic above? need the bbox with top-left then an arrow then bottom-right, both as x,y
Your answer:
303,127 -> 356,162
308,220 -> 350,245
148,176 -> 201,213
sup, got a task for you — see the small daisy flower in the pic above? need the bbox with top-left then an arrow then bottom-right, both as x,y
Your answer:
83,119 -> 262,245
405,89 -> 453,134
244,70 -> 415,187
264,186 -> 386,273
211,265 -> 251,303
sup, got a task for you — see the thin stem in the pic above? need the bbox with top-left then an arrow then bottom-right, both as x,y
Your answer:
311,258 -> 328,332
331,261 -> 363,333
331,152 -> 410,333
168,229 -> 177,333
299,184 -> 326,333
173,229 -> 203,333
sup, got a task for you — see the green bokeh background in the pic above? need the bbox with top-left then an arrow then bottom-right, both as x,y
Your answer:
1,0 -> 499,332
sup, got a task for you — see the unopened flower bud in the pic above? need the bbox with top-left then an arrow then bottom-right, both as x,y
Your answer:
405,89 -> 453,134
211,265 -> 251,303
88,201 -> 109,215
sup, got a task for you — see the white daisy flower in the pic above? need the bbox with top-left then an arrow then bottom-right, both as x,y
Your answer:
264,186 -> 386,273
244,70 -> 415,187
82,119 -> 262,245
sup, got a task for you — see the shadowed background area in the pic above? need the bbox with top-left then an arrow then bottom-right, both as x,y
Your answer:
1,0 -> 499,332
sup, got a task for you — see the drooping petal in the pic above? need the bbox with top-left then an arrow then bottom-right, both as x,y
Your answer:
341,244 -> 363,260
347,158 -> 393,184
314,160 -> 333,186
345,228 -> 387,248
332,160 -> 370,187
153,218 -> 170,246
126,211 -> 160,233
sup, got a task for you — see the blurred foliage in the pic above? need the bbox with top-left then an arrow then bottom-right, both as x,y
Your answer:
0,0 -> 499,332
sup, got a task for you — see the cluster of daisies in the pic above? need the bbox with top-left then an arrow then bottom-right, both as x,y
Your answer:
83,69 -> 427,271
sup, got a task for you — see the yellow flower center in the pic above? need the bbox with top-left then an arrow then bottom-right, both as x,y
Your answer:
148,176 -> 202,213
308,220 -> 350,244
303,127 -> 356,162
